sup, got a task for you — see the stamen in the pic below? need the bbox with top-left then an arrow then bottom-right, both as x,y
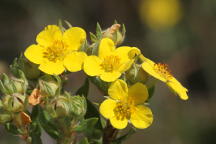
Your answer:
43,41 -> 67,62
100,55 -> 121,72
154,63 -> 172,80
113,102 -> 131,121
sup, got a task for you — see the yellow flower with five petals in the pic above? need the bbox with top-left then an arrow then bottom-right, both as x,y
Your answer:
140,55 -> 188,100
24,25 -> 87,75
84,38 -> 140,82
99,79 -> 153,129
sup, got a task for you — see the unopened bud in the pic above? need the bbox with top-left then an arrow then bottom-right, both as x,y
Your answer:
46,96 -> 70,118
69,95 -> 87,118
39,75 -> 59,97
10,57 -> 41,79
103,24 -> 125,45
2,94 -> 25,112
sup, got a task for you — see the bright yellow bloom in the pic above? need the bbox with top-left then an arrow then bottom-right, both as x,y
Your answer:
139,0 -> 182,30
99,79 -> 153,129
140,55 -> 188,100
84,38 -> 140,82
24,25 -> 87,75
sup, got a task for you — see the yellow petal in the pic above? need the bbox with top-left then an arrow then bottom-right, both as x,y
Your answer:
36,25 -> 62,47
99,38 -> 115,58
39,60 -> 65,75
83,56 -> 103,76
110,116 -> 128,129
167,77 -> 188,100
99,99 -> 116,119
64,52 -> 87,72
108,79 -> 128,101
115,46 -> 140,63
24,44 -> 44,64
63,27 -> 86,51
130,105 -> 153,129
128,83 -> 148,105
100,71 -> 121,82
141,60 -> 167,82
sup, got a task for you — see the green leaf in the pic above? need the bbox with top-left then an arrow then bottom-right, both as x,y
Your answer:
75,118 -> 98,136
38,107 -> 60,139
96,22 -> 102,39
5,123 -> 19,135
76,78 -> 89,97
78,137 -> 89,144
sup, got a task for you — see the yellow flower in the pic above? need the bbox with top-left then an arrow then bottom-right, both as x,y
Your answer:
139,0 -> 182,30
99,79 -> 153,129
140,55 -> 188,100
24,25 -> 87,75
84,38 -> 140,82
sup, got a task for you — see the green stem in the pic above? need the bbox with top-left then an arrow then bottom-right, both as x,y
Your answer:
103,121 -> 118,144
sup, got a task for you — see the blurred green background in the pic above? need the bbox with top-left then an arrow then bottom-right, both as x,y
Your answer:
0,0 -> 216,144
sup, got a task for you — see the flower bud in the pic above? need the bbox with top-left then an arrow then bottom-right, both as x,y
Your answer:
10,56 -> 41,80
69,95 -> 87,118
126,64 -> 149,84
2,94 -> 25,112
46,96 -> 70,118
103,24 -> 125,45
0,74 -> 16,95
11,77 -> 27,94
39,75 -> 59,97
0,111 -> 12,124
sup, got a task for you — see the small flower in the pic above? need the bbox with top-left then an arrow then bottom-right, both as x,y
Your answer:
24,25 -> 87,75
84,38 -> 140,82
99,79 -> 153,129
140,55 -> 188,100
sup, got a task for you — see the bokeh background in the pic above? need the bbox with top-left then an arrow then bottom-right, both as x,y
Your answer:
0,0 -> 216,144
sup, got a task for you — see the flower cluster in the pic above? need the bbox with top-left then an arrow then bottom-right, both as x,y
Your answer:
0,21 -> 188,144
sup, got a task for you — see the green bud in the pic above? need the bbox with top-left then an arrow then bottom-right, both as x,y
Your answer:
11,77 -> 26,94
2,94 -> 25,112
0,74 -> 16,95
45,95 -> 70,118
0,99 -> 3,109
69,95 -> 87,118
39,75 -> 59,97
103,24 -> 125,45
126,64 -> 149,84
10,56 -> 40,79
0,111 -> 12,124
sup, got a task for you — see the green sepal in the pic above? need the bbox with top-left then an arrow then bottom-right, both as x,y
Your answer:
96,22 -> 102,39
90,32 -> 98,43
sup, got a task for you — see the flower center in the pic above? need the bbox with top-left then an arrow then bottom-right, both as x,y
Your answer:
43,41 -> 67,62
154,63 -> 172,80
100,55 -> 121,72
113,102 -> 131,121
